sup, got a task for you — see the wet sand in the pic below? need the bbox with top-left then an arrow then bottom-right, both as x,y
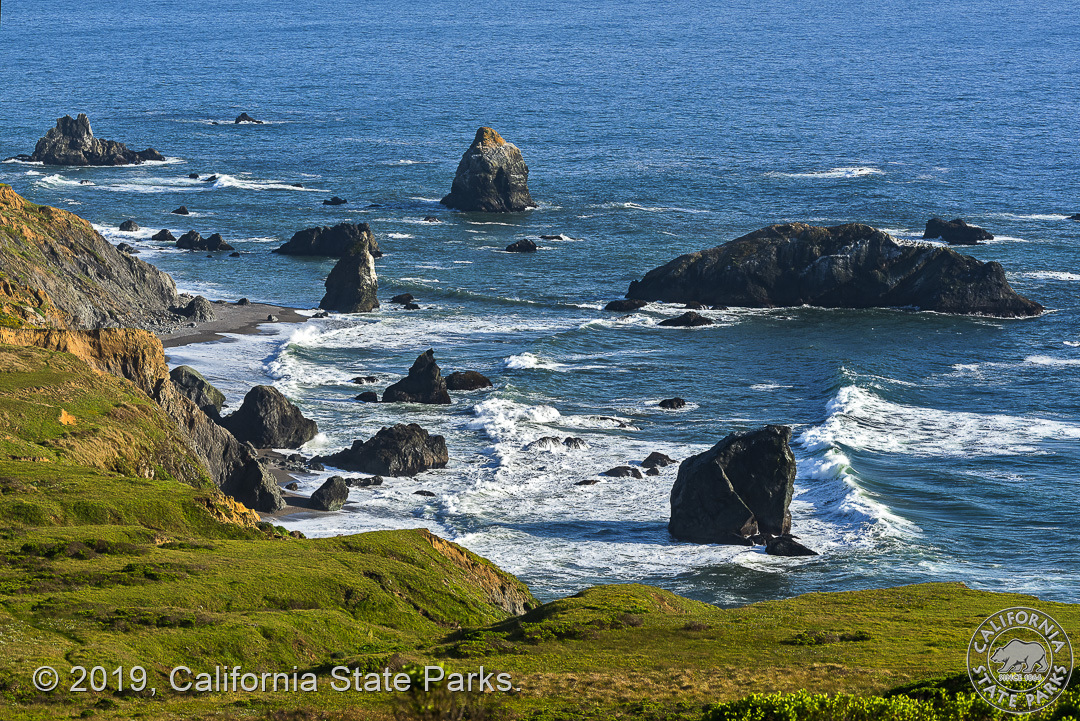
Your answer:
159,301 -> 309,349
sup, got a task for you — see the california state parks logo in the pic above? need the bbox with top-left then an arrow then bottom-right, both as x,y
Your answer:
968,606 -> 1073,714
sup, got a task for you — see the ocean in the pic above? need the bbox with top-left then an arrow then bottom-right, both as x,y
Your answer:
1,0 -> 1078,606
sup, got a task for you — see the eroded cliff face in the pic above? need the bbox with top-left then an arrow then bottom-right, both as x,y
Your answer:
0,328 -> 283,512
419,529 -> 537,615
0,184 -> 178,329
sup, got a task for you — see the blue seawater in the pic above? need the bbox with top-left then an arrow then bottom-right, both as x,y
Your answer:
2,0 -> 1078,605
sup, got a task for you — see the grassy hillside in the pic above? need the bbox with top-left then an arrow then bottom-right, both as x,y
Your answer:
0,340 -> 1076,721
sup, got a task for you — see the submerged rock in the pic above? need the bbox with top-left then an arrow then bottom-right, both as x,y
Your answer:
659,397 -> 686,410
382,349 -> 451,404
626,223 -> 1042,317
318,239 -> 379,313
923,217 -> 994,245
604,299 -> 648,312
315,423 -> 449,476
440,127 -> 537,212
669,425 -> 796,544
323,196 -> 348,206
273,222 -> 381,258
171,206 -> 190,215
171,365 -> 227,420
26,114 -> 163,166
310,476 -> 349,511
221,385 -> 318,449
445,370 -> 493,391
505,239 -> 537,253
659,311 -> 713,327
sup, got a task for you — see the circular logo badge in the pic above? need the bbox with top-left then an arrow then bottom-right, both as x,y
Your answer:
967,606 -> 1073,714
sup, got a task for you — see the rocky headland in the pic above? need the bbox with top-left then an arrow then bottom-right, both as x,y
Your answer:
626,222 -> 1042,317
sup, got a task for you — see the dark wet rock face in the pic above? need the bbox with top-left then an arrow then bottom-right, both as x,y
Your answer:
176,231 -> 234,252
382,350 -> 451,404
323,196 -> 348,206
310,476 -> 349,511
923,217 -> 994,245
390,293 -> 414,304
171,206 -> 190,215
119,220 -> 139,232
221,385 -> 318,449
604,299 -> 648,312
563,437 -> 588,449
643,452 -> 676,469
669,425 -> 797,544
505,239 -> 537,253
766,535 -> 819,557
273,222 -> 380,258
659,398 -> 686,410
169,365 -> 226,419
234,112 -> 264,124
659,311 -> 714,327
346,475 -> 384,488
319,240 -> 379,313
445,370 -> 493,391
602,466 -> 644,479
152,229 -> 176,242
356,391 -> 379,403
27,115 -> 163,166
627,223 -> 1042,318
315,423 -> 449,476
440,127 -> 537,212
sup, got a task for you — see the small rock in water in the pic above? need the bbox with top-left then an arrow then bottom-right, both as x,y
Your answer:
414,490 -> 436,497
116,242 -> 139,254
643,452 -> 676,468
604,299 -> 648,312
312,310 -> 329,318
291,183 -> 304,188
645,467 -> 661,476
602,466 -> 644,479
422,216 -> 440,223
683,301 -> 706,310
563,437 -> 588,449
188,173 -> 200,179
540,234 -> 566,240
659,397 -> 686,410
347,476 -> 383,488
923,217 -> 994,245
229,251 -> 240,258
356,391 -> 379,403
445,371 -> 493,391
234,112 -> 264,124
310,476 -> 349,512
203,175 -> 218,183
575,479 -> 601,486
171,206 -> 190,215
766,535 -> 818,557
352,376 -> 379,384
152,229 -> 175,242
403,302 -> 420,310
119,220 -> 139,232
390,293 -> 414,304
323,196 -> 348,206
505,239 -> 538,253
1068,213 -> 1080,221
659,311 -> 713,327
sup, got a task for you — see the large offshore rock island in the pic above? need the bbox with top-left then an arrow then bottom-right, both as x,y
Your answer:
626,223 -> 1043,317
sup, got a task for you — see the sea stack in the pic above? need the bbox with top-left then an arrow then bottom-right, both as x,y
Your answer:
440,127 -> 537,212
274,222 -> 381,258
626,223 -> 1042,318
319,239 -> 379,313
25,114 -> 163,166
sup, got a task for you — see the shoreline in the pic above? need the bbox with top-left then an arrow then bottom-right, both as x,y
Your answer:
159,300 -> 310,350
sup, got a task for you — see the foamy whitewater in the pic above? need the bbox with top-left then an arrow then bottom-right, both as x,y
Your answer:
3,0 -> 1079,605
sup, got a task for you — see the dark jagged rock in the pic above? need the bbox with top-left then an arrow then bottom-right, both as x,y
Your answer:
188,173 -> 200,179
923,217 -> 994,245
1068,213 -> 1080,221
659,398 -> 686,410
204,233 -> 234,251
170,365 -> 226,419
173,295 -> 215,322
440,127 -> 537,212
382,349 -> 451,404
356,391 -> 379,403
152,229 -> 176,242
318,239 -> 379,313
315,423 -> 449,476
221,385 -> 318,449
390,293 -> 414,304
346,475 -> 383,488
445,370 -> 493,391
176,231 -> 234,252
403,302 -> 420,310
505,239 -> 537,253
234,112 -> 264,125
115,243 -> 139,255
563,437 -> 588,449
352,375 -> 379,384
683,301 -> 706,310
540,234 -> 566,240
422,216 -> 440,223
526,436 -> 562,452
323,196 -> 348,206
203,175 -> 218,183
766,535 -> 818,557
415,490 -> 436,497
604,299 -> 648,312
285,481 -> 299,491
119,220 -> 139,232
643,452 -> 676,469
645,467 -> 661,476
273,222 -> 381,258
659,311 -> 714,327
229,252 -> 240,258
602,466 -> 643,479
575,479 -> 601,486
171,206 -> 190,215
627,223 -> 1042,318
27,114 -> 163,166
310,476 -> 349,511
669,425 -> 796,544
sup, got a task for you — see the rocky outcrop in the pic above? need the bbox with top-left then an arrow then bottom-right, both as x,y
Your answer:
273,222 -> 380,257
659,311 -> 713,327
152,229 -> 176,242
176,231 -> 234,252
0,184 -> 179,329
315,423 -> 449,476
923,217 -> 994,245
659,398 -> 686,410
171,206 -> 190,216
170,365 -> 226,419
24,115 -> 163,166
766,535 -> 818,557
445,370 -> 493,391
119,220 -> 140,232
173,295 -> 215,322
382,350 -> 451,404
0,328 -> 283,512
310,476 -> 349,511
440,127 -> 537,212
505,239 -> 537,253
221,386 -> 318,449
626,223 -> 1042,318
604,299 -> 648,312
318,239 -> 379,314
669,425 -> 797,545
602,466 -> 643,479
235,113 -> 263,124
643,452 -> 676,469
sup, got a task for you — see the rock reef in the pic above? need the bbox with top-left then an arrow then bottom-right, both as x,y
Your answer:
626,223 -> 1042,317
19,114 -> 163,166
440,127 -> 537,212
316,423 -> 449,476
923,217 -> 994,245
273,222 -> 381,257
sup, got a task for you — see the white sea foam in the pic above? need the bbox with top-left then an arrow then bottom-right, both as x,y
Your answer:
801,384 -> 1080,457
210,174 -> 320,191
1025,355 -> 1080,366
992,213 -> 1071,221
1021,271 -> 1080,281
504,352 -> 566,371
769,167 -> 885,179
387,233 -> 413,239
592,201 -> 712,214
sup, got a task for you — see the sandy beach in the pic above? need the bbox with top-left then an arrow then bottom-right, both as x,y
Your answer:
159,300 -> 309,349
